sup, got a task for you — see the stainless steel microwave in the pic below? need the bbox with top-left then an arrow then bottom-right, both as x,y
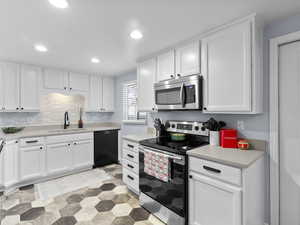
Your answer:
154,74 -> 203,110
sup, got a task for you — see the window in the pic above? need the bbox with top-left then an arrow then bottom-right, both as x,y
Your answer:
123,81 -> 147,124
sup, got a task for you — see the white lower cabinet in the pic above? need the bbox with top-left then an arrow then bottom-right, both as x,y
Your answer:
3,140 -> 19,188
19,145 -> 45,182
122,138 -> 139,194
46,142 -> 72,176
189,172 -> 241,225
72,140 -> 93,170
189,156 -> 265,225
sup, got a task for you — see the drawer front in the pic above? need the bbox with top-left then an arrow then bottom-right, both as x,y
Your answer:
123,159 -> 139,174
123,148 -> 139,164
46,133 -> 93,144
123,139 -> 138,153
123,167 -> 139,192
189,157 -> 242,186
20,137 -> 45,147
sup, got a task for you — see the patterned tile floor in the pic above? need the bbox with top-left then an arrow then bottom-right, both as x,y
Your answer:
0,164 -> 165,225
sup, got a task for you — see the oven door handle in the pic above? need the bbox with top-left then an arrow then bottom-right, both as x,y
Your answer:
180,83 -> 186,108
139,147 -> 183,161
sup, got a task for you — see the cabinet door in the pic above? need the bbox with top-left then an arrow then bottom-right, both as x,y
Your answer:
175,41 -> 200,77
46,142 -> 72,176
157,50 -> 175,81
88,75 -> 102,111
0,62 -> 20,111
72,140 -> 93,170
202,20 -> 252,113
3,140 -> 19,187
20,65 -> 41,111
69,73 -> 89,92
43,69 -> 69,91
102,77 -> 114,112
137,58 -> 157,112
19,146 -> 44,181
189,172 -> 242,225
0,144 -> 4,189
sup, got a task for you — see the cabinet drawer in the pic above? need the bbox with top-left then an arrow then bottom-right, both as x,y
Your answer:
46,133 -> 93,144
123,167 -> 139,192
123,148 -> 139,164
189,157 -> 241,186
123,159 -> 139,174
123,139 -> 138,152
20,137 -> 45,147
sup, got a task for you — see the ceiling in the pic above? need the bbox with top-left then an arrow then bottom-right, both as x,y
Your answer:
0,0 -> 299,76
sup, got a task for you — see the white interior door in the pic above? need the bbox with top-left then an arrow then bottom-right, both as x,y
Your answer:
279,41 -> 300,225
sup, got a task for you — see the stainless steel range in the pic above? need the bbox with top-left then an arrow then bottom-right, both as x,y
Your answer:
139,120 -> 209,225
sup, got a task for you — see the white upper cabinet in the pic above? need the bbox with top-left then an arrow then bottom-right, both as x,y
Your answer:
69,73 -> 89,92
20,65 -> 41,111
201,16 -> 262,114
0,62 -> 20,111
137,58 -> 157,112
175,41 -> 200,77
102,77 -> 115,112
87,76 -> 114,112
157,50 -> 175,82
88,75 -> 102,111
43,69 -> 68,91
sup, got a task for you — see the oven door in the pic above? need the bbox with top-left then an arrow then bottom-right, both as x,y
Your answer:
154,75 -> 202,110
139,146 -> 187,217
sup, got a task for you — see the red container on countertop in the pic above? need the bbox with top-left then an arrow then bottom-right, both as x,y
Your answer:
220,129 -> 238,148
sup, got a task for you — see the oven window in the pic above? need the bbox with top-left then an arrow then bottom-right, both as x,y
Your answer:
155,87 -> 181,105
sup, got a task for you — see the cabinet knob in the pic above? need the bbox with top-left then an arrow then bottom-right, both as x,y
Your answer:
203,107 -> 207,111
16,107 -> 19,110
21,107 -> 24,110
68,143 -> 71,146
74,142 -> 77,145
189,175 -> 193,179
177,74 -> 181,77
64,87 -> 67,90
70,87 -> 72,90
170,75 -> 174,78
40,147 -> 43,150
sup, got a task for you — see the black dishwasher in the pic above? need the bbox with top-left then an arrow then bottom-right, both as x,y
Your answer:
94,130 -> 119,167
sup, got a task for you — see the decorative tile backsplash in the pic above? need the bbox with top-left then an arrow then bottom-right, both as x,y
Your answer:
0,93 -> 113,127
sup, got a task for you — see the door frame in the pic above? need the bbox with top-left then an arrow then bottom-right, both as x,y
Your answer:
269,30 -> 300,225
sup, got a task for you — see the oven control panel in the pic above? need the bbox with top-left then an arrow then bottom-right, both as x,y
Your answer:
166,120 -> 209,136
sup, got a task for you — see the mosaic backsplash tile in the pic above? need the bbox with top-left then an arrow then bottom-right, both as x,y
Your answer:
0,93 -> 113,127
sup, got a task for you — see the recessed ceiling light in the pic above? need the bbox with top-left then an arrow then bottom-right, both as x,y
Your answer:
91,57 -> 100,64
130,30 -> 143,40
48,0 -> 69,9
34,44 -> 48,52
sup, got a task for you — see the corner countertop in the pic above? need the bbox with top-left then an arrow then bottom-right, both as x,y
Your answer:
122,134 -> 155,143
187,144 -> 265,168
0,123 -> 121,141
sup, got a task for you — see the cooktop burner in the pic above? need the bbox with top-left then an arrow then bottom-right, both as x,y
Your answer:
139,136 -> 208,155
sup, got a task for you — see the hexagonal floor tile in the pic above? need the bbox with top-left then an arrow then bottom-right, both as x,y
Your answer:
66,194 -> 84,204
130,208 -> 150,221
80,197 -> 99,208
100,183 -> 116,191
113,194 -> 131,204
92,211 -> 116,225
83,188 -> 102,197
59,203 -> 81,217
112,203 -> 132,217
6,203 -> 32,216
74,207 -> 98,222
95,200 -> 115,212
1,215 -> 20,225
112,216 -> 135,225
113,185 -> 128,194
20,207 -> 45,221
52,216 -> 77,225
98,191 -> 116,200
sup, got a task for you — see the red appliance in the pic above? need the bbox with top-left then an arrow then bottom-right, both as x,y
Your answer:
220,129 -> 238,148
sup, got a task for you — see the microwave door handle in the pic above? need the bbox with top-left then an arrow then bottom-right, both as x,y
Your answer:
180,83 -> 186,107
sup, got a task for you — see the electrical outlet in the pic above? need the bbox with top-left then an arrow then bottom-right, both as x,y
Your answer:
237,120 -> 245,130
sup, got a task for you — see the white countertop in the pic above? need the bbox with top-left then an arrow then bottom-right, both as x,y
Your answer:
187,145 -> 265,168
0,123 -> 121,141
122,134 -> 155,143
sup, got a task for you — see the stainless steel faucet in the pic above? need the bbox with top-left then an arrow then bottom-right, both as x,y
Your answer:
64,111 -> 70,129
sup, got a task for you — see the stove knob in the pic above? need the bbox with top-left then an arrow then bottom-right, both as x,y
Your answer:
194,126 -> 199,131
201,127 -> 206,131
171,124 -> 176,128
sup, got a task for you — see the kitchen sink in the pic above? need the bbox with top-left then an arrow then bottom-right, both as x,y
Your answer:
48,128 -> 88,133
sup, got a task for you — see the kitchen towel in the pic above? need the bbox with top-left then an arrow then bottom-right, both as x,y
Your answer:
144,149 -> 169,182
